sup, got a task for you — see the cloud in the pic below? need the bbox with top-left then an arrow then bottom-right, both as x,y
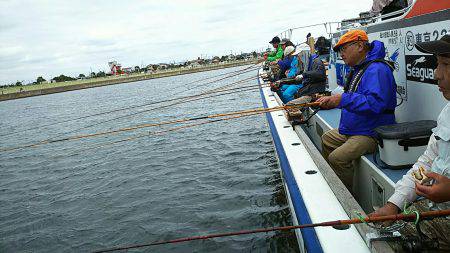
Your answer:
0,0 -> 373,84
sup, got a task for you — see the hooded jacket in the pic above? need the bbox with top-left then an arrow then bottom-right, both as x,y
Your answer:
303,54 -> 326,85
267,45 -> 284,62
277,55 -> 294,74
286,56 -> 299,78
337,40 -> 396,137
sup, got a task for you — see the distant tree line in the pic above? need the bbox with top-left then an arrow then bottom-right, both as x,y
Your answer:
0,72 -> 107,88
1,50 -> 261,88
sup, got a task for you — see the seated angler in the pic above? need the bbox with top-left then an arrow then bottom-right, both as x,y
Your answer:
370,35 -> 450,251
280,38 -> 296,49
270,45 -> 296,81
276,46 -> 303,103
264,36 -> 283,62
268,38 -> 295,82
316,30 -> 397,193
281,47 -> 327,104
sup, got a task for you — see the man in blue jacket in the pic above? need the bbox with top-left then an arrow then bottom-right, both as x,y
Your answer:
317,30 -> 397,192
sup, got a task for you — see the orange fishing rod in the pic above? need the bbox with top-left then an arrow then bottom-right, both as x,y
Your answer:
184,61 -> 263,85
61,110 -> 267,155
1,102 -> 319,152
93,209 -> 450,253
52,81 -> 267,138
178,65 -> 261,95
0,73 -> 261,138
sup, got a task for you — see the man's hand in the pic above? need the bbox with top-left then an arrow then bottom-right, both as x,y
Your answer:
270,81 -> 281,91
369,202 -> 400,217
415,172 -> 450,203
264,53 -> 268,60
368,202 -> 400,226
316,94 -> 342,109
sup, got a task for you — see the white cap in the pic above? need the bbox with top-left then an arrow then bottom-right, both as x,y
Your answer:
284,46 -> 295,56
292,47 -> 302,55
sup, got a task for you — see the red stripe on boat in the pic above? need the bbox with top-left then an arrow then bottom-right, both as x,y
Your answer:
404,0 -> 450,19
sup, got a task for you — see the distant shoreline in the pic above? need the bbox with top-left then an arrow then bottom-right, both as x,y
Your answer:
0,59 -> 259,102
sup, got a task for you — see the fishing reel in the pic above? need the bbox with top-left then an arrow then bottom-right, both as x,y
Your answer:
367,219 -> 439,252
288,93 -> 328,127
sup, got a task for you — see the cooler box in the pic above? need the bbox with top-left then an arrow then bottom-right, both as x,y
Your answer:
374,120 -> 436,169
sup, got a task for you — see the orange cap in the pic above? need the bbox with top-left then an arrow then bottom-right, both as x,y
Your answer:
333,30 -> 369,52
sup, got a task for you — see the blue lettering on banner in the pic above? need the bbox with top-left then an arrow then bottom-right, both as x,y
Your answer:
335,63 -> 351,87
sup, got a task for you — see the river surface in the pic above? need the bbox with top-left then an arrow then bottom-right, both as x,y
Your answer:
0,66 -> 299,252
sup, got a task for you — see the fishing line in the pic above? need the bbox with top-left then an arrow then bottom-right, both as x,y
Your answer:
56,111 -> 264,158
0,70 -> 260,138
51,81 -> 266,139
1,103 -> 317,152
173,65 -> 261,96
184,61 -> 262,85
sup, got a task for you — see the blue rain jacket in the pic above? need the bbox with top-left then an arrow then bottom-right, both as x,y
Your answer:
277,55 -> 293,73
287,56 -> 299,78
338,40 -> 396,137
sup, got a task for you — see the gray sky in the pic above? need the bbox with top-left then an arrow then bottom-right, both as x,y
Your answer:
0,0 -> 373,85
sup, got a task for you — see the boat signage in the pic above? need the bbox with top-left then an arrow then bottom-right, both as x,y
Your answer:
370,28 -> 407,100
403,20 -> 449,86
405,55 -> 437,85
405,28 -> 448,52
370,20 -> 450,99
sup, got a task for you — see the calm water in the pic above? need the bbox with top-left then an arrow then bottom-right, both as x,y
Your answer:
0,66 -> 299,252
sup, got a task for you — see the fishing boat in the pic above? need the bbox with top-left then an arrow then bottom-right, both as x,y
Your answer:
258,0 -> 450,252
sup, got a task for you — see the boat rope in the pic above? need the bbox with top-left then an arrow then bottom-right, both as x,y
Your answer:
0,71 -> 261,138
92,209 -> 450,253
1,102 -> 319,152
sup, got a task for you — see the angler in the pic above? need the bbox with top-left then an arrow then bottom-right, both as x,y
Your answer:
370,34 -> 450,251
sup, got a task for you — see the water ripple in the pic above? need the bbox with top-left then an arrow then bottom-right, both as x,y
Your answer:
0,66 -> 299,253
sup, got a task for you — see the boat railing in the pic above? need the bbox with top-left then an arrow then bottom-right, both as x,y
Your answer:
369,3 -> 413,24
278,22 -> 341,42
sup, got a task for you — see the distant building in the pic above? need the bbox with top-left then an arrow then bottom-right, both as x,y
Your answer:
122,67 -> 132,74
108,61 -> 122,75
157,63 -> 169,70
212,56 -> 221,64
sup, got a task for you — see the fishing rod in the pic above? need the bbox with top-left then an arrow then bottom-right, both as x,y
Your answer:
43,83 -> 269,157
1,102 -> 319,152
51,80 -> 266,139
93,209 -> 450,253
0,72 -> 261,139
175,64 -> 261,95
57,110 -> 267,157
184,60 -> 263,86
88,106 -> 289,150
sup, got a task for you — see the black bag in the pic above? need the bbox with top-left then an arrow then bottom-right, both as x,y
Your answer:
294,82 -> 326,99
